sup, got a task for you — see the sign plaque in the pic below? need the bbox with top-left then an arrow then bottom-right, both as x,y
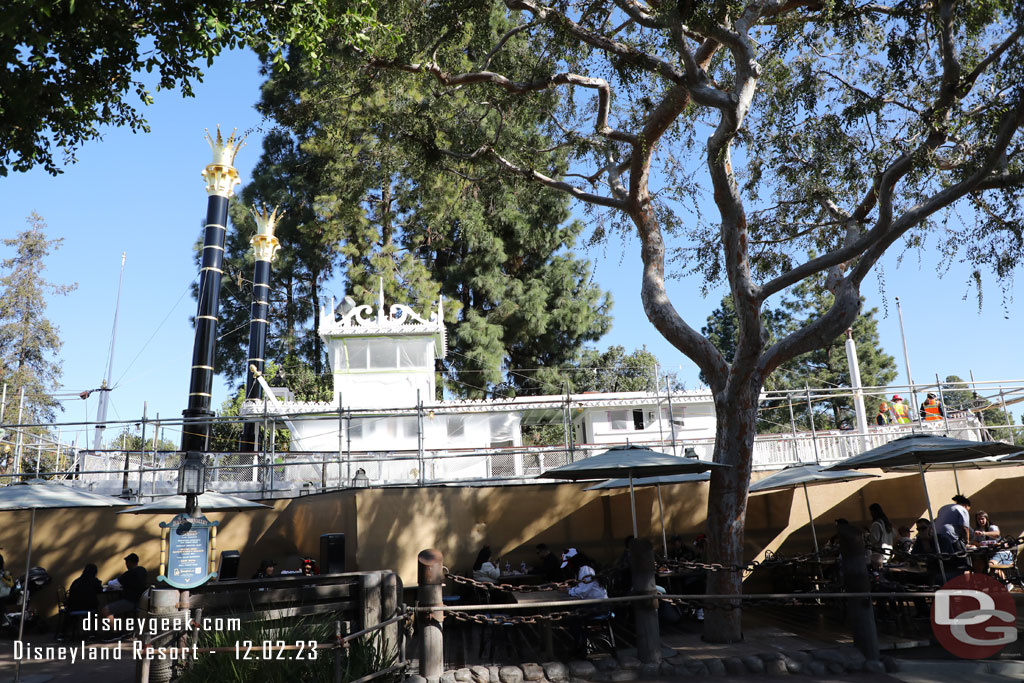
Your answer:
158,513 -> 219,589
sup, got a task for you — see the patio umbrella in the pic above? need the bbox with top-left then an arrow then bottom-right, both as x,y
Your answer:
885,455 -> 1015,495
824,433 -> 1020,580
0,480 -> 130,683
749,465 -> 878,555
585,473 -> 711,554
541,445 -> 727,536
117,491 -> 271,514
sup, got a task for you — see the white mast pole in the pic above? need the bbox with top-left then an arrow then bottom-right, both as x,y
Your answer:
93,252 -> 127,449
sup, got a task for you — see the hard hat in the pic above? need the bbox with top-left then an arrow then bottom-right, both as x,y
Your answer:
880,402 -> 888,410
927,392 -> 936,399
892,394 -> 902,401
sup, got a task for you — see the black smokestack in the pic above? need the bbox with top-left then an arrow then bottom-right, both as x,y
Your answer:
241,205 -> 281,452
181,127 -> 244,454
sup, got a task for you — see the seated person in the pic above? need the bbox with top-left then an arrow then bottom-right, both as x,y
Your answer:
895,526 -> 913,554
973,511 -> 1014,570
64,563 -> 102,638
564,549 -> 608,600
471,546 -> 501,584
564,549 -> 611,654
667,534 -> 696,562
534,543 -> 561,581
911,519 -> 937,555
300,557 -> 320,576
100,553 -> 149,624
67,563 -> 103,614
252,558 -> 277,579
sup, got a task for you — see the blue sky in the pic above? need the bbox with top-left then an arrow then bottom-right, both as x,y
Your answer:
1,48 -> 1021,448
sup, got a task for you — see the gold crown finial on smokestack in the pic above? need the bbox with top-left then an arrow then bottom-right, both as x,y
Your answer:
201,125 -> 245,198
250,203 -> 282,262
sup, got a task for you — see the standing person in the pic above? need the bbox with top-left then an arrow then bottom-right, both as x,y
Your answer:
100,552 -> 149,624
867,503 -> 895,568
472,546 -> 501,583
920,392 -> 945,421
935,495 -> 972,576
890,395 -> 911,424
875,402 -> 894,426
535,543 -> 561,581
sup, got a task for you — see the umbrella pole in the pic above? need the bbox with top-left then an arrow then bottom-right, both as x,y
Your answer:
919,463 -> 947,583
951,464 -> 961,495
803,483 -> 820,556
629,476 -> 638,538
15,507 -> 35,683
657,484 -> 668,556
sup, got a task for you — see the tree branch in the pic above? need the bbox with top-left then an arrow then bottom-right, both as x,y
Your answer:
373,58 -> 639,146
505,0 -> 685,83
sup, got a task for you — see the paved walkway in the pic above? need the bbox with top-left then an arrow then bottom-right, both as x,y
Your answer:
0,641 -> 135,683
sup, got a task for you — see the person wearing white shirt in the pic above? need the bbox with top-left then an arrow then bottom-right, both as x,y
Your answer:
472,546 -> 501,583
563,548 -> 608,600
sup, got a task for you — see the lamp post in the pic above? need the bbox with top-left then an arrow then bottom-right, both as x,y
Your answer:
180,128 -> 243,514
240,205 -> 281,453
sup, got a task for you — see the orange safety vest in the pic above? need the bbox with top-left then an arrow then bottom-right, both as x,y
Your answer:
922,398 -> 943,421
891,402 -> 911,424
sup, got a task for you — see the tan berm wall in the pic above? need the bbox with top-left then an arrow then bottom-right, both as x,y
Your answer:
4,463 -> 1022,620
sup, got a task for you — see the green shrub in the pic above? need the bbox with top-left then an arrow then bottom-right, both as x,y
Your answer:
176,616 -> 400,683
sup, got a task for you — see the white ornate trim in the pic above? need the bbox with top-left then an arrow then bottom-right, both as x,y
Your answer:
318,285 -> 447,356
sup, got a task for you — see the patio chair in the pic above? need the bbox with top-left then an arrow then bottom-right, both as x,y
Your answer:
54,585 -> 91,642
582,611 -> 616,655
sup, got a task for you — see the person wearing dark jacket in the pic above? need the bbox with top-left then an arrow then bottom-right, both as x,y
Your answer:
67,563 -> 102,613
253,558 -> 277,579
535,544 -> 561,581
100,552 -> 149,622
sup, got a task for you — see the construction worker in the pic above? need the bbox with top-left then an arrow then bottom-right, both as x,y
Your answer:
920,392 -> 945,421
890,395 -> 912,424
875,402 -> 894,425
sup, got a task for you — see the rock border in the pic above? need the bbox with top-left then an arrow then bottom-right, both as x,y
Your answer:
407,646 -> 900,681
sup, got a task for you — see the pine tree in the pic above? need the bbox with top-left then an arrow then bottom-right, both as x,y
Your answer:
0,213 -> 77,424
703,281 -> 897,433
207,18 -> 612,400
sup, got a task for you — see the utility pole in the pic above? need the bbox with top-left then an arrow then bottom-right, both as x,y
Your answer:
93,252 -> 127,450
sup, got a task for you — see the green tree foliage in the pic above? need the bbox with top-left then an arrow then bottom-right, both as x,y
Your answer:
703,283 -> 898,432
0,213 -> 77,424
565,345 -> 671,394
522,345 -> 677,445
106,426 -> 178,453
940,375 -> 984,413
0,1 -> 390,176
209,11 -> 612,400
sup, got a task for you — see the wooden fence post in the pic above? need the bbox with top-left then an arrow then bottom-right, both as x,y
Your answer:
837,520 -> 880,660
417,549 -> 444,683
629,538 -> 661,665
360,571 -> 382,632
381,570 -> 400,652
136,588 -> 181,683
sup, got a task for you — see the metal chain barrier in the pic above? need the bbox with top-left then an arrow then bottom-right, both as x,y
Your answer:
443,567 -> 614,593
